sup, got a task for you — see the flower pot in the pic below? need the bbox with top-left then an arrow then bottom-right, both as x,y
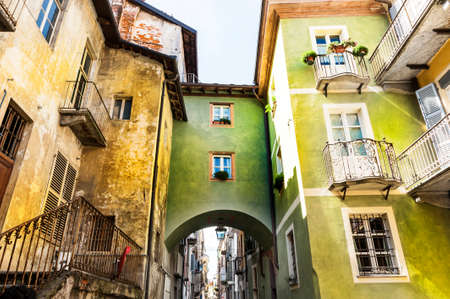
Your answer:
334,45 -> 346,53
306,56 -> 315,65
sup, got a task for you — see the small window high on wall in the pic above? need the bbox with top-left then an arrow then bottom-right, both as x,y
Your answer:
285,225 -> 299,287
210,103 -> 233,127
36,0 -> 65,43
209,152 -> 235,181
112,97 -> 133,120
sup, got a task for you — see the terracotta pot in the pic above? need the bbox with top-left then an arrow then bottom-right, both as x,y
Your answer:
334,45 -> 346,53
306,56 -> 315,65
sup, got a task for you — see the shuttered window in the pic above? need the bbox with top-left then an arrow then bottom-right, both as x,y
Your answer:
42,152 -> 77,240
416,83 -> 446,129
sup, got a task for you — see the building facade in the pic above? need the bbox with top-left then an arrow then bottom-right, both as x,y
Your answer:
256,0 -> 450,298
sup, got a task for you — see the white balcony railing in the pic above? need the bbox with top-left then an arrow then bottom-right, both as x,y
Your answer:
397,114 -> 450,191
323,138 -> 402,190
369,0 -> 434,81
314,52 -> 369,84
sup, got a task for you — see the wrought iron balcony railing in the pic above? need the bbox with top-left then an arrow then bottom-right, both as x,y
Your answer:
0,0 -> 24,31
59,80 -> 111,147
397,114 -> 449,192
323,138 -> 402,192
369,0 -> 434,82
181,73 -> 200,83
0,197 -> 143,291
313,52 -> 370,94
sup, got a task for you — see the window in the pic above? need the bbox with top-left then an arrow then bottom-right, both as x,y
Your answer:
276,147 -> 283,174
209,152 -> 235,181
36,0 -> 64,43
210,103 -> 233,127
112,97 -> 133,120
42,152 -> 77,240
342,207 -> 409,283
285,225 -> 299,287
72,47 -> 93,109
310,26 -> 349,66
416,83 -> 446,129
252,265 -> 259,298
0,104 -> 27,160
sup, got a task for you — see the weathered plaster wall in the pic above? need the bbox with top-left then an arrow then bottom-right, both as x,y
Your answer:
166,96 -> 272,249
0,0 -> 105,230
76,47 -> 168,250
114,0 -> 187,76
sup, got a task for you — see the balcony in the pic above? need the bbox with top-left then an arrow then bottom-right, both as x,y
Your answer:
323,138 -> 402,197
0,0 -> 23,31
59,81 -> 110,147
369,0 -> 447,87
313,52 -> 370,96
397,114 -> 449,208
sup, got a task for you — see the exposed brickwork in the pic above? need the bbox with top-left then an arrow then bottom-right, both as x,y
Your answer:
118,1 -> 139,41
116,1 -> 164,51
132,21 -> 163,50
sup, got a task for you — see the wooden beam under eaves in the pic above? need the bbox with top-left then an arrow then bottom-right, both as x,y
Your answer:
406,64 -> 429,70
433,27 -> 450,34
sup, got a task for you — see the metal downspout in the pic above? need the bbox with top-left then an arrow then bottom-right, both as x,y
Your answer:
144,78 -> 166,299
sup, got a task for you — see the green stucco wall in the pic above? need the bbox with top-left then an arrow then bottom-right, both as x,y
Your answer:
306,196 -> 450,299
280,16 -> 389,89
272,14 -> 450,299
166,96 -> 272,249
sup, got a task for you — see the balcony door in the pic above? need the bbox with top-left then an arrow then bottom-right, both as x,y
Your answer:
314,32 -> 357,77
72,47 -> 93,109
327,110 -> 380,181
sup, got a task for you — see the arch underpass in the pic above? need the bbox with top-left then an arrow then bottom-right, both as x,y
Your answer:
165,209 -> 273,250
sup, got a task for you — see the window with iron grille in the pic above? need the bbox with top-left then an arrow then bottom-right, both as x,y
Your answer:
349,213 -> 399,276
0,105 -> 27,160
285,225 -> 299,287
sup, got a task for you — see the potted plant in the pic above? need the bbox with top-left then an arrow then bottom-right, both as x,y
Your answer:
352,45 -> 369,57
214,170 -> 229,180
220,118 -> 231,125
328,38 -> 357,53
302,51 -> 317,65
273,173 -> 284,191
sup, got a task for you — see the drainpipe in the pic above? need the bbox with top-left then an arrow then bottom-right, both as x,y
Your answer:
252,88 -> 278,299
144,77 -> 167,299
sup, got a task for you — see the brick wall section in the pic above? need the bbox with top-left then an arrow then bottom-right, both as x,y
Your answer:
116,1 -> 164,51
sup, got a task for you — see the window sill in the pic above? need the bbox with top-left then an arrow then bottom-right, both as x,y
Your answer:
209,178 -> 235,182
354,274 -> 410,284
210,123 -> 233,128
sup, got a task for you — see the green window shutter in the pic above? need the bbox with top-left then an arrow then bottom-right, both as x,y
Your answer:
416,83 -> 445,129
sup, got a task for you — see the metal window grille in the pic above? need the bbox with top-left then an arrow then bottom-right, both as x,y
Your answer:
0,105 -> 26,160
349,213 -> 399,276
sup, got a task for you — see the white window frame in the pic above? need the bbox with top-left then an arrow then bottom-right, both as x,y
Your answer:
285,224 -> 300,288
323,103 -> 374,143
212,154 -> 232,178
342,207 -> 409,283
212,104 -> 231,121
309,26 -> 349,53
36,0 -> 65,44
434,65 -> 450,113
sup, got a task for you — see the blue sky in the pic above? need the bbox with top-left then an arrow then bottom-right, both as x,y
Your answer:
146,0 -> 262,84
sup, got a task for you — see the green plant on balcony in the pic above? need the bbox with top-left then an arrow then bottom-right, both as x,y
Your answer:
328,38 -> 357,53
273,173 -> 284,191
352,45 -> 369,57
302,51 -> 317,65
214,171 -> 229,180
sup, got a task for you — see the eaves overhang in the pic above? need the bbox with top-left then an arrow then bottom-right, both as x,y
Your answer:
92,0 -> 188,121
254,0 -> 386,97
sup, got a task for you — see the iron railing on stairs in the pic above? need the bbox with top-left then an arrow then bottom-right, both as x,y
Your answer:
0,197 -> 143,292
